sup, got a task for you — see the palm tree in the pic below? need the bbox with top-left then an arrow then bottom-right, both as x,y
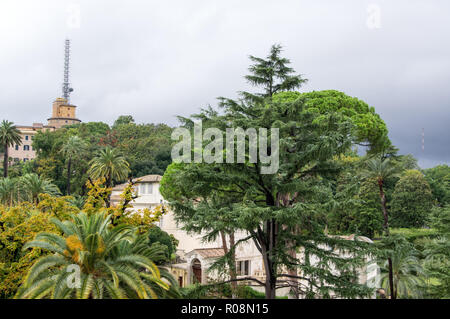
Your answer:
19,173 -> 60,204
16,212 -> 174,299
0,120 -> 22,177
60,136 -> 87,195
361,157 -> 399,234
379,236 -> 425,298
0,177 -> 18,206
88,147 -> 130,188
361,157 -> 400,299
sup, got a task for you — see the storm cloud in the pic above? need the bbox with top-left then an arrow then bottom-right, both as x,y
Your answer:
0,0 -> 449,168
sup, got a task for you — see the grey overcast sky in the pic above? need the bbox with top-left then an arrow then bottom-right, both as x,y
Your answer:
0,0 -> 449,168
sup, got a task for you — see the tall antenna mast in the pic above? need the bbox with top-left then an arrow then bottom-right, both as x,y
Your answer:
422,128 -> 425,152
62,39 -> 74,102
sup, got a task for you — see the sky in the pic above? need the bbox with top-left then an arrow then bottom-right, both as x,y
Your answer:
0,0 -> 449,168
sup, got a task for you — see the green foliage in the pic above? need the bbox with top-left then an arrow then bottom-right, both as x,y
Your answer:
0,120 -> 22,177
0,177 -> 18,206
147,226 -> 177,262
422,206 -> 450,298
113,121 -> 173,177
352,179 -> 384,238
30,120 -> 173,196
377,235 -> 425,298
180,283 -> 211,299
0,201 -> 67,298
244,44 -> 308,99
19,174 -> 61,204
88,147 -> 130,188
0,175 -> 60,205
423,164 -> 450,206
361,157 -> 401,185
15,212 -> 173,299
390,228 -> 439,241
328,157 -> 384,239
113,115 -> 135,127
391,170 -> 434,228
274,90 -> 390,153
60,136 -> 88,195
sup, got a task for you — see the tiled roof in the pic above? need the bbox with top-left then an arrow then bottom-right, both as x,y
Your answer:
112,174 -> 162,191
192,248 -> 225,259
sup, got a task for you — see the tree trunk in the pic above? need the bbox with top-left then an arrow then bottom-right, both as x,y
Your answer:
229,232 -> 237,296
378,180 -> 390,236
66,158 -> 72,195
3,145 -> 8,178
261,219 -> 277,299
220,231 -> 237,298
106,174 -> 112,207
378,179 -> 395,299
287,247 -> 299,299
388,257 -> 395,299
276,192 -> 300,299
262,245 -> 276,299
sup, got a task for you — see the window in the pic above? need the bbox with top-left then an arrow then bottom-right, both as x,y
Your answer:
25,135 -> 29,141
23,158 -> 28,162
138,183 -> 153,195
236,260 -> 250,276
15,145 -> 19,150
23,145 -> 30,151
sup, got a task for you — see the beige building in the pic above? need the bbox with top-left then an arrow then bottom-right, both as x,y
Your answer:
6,123 -> 55,164
111,174 -> 380,297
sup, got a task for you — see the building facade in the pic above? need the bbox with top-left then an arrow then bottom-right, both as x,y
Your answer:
2,97 -> 81,165
5,123 -> 55,164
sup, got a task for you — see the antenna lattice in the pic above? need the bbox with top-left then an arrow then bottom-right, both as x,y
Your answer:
62,39 -> 73,102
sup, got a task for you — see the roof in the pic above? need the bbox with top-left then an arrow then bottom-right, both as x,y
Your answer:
187,248 -> 225,259
336,234 -> 374,244
112,174 -> 162,191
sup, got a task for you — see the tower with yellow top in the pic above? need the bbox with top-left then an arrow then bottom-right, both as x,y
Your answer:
47,97 -> 81,128
48,39 -> 81,129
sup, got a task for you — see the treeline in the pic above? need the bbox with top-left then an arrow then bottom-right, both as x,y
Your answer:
328,152 -> 450,237
3,116 -> 173,197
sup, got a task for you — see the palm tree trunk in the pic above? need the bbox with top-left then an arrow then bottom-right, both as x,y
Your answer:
388,257 -> 395,299
378,179 -> 395,299
66,158 -> 72,195
3,144 -> 8,178
106,174 -> 112,207
378,182 -> 390,236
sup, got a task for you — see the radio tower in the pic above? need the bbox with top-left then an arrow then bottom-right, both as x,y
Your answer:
422,128 -> 425,152
62,39 -> 74,102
